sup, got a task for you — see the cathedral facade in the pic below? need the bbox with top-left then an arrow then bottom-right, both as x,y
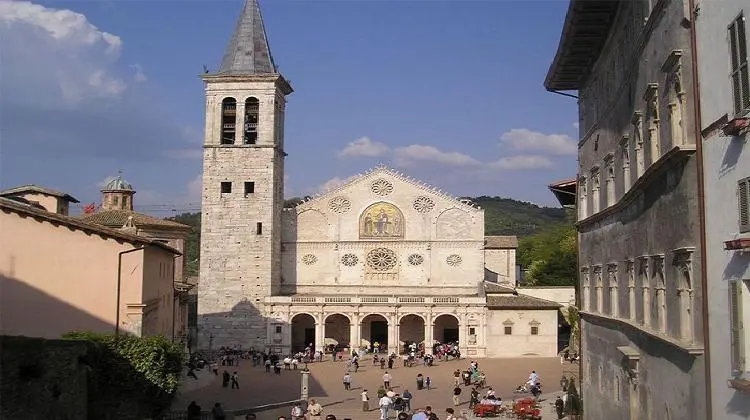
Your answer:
197,0 -> 565,358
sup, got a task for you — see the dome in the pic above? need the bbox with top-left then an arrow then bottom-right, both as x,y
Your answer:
102,175 -> 134,192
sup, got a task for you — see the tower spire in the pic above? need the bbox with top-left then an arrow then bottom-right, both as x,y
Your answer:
217,0 -> 277,75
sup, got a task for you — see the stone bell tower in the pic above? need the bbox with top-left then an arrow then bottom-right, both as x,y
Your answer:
197,0 -> 292,350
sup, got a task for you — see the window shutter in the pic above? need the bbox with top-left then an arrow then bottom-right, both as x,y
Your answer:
729,281 -> 745,375
739,179 -> 750,233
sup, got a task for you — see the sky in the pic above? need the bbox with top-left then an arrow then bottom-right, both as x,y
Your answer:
0,0 -> 578,217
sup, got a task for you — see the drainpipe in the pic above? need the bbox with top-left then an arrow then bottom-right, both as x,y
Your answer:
171,254 -> 180,344
686,0 -> 712,417
116,245 -> 146,336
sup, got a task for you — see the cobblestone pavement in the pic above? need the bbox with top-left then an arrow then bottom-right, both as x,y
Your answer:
175,356 -> 579,419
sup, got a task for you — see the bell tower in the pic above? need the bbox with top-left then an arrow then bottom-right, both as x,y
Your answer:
197,0 -> 292,349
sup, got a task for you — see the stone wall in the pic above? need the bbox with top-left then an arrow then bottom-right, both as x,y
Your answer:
1,335 -> 89,419
573,0 -> 706,418
198,78 -> 288,349
484,248 -> 516,284
485,309 -> 558,358
281,169 -> 485,295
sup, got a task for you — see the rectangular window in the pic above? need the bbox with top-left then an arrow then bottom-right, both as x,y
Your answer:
275,325 -> 282,334
256,222 -> 263,235
469,327 -> 476,335
740,178 -> 750,233
531,326 -> 539,335
729,14 -> 750,115
729,280 -> 746,376
244,182 -> 255,195
221,182 -> 232,194
504,326 -> 512,335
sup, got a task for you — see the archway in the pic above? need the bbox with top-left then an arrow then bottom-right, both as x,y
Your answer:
399,314 -> 425,355
434,314 -> 459,344
291,313 -> 315,353
361,314 -> 389,352
324,314 -> 351,353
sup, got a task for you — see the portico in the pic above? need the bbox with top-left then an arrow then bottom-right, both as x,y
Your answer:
272,294 -> 487,356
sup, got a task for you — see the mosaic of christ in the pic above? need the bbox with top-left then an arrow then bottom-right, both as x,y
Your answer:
359,202 -> 404,238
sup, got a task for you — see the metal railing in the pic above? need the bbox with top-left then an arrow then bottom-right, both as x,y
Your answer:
271,296 -> 483,305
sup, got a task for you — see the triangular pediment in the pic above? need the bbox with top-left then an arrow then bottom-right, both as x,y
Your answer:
292,166 -> 481,214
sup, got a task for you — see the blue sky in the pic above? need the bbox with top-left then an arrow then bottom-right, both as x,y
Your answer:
0,0 -> 577,216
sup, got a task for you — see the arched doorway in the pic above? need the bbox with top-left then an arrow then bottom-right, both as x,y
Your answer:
291,313 -> 315,353
399,314 -> 425,355
361,314 -> 388,352
434,314 -> 459,344
325,314 -> 351,353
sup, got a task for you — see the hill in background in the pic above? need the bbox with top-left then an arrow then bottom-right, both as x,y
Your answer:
167,196 -> 574,286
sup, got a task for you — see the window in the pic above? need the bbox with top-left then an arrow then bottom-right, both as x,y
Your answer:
244,97 -> 259,144
244,182 -> 255,195
739,178 -> 750,233
221,182 -> 232,194
504,326 -> 512,335
275,325 -> 282,334
729,280 -> 746,376
221,97 -> 237,144
256,222 -> 263,235
469,327 -> 476,335
530,326 -> 539,335
729,14 -> 750,116
113,195 -> 119,206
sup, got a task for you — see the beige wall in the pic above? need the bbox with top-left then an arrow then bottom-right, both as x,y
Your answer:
140,227 -> 187,284
516,287 -> 575,307
0,209 -> 175,339
484,248 -> 516,284
281,170 -> 485,295
485,309 -> 558,357
10,192 -> 68,215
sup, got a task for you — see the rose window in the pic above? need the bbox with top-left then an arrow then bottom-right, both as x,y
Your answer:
407,254 -> 424,266
328,196 -> 351,214
446,254 -> 462,266
302,254 -> 318,265
413,196 -> 435,213
341,253 -> 359,267
366,248 -> 397,271
370,178 -> 394,196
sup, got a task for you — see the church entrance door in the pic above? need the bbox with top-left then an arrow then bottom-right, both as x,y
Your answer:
434,314 -> 460,344
291,313 -> 316,353
361,314 -> 389,352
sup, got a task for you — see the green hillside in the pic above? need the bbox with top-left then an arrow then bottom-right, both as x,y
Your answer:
167,196 -> 575,285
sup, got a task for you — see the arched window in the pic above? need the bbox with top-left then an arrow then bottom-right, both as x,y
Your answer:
244,97 -> 259,144
221,98 -> 237,145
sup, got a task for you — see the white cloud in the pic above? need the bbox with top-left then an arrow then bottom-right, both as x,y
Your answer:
131,64 -> 147,82
394,145 -> 480,167
489,155 -> 553,170
500,128 -> 578,156
0,1 -> 126,104
316,177 -> 346,193
337,137 -> 390,159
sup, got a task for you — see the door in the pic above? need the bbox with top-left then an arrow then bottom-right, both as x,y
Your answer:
371,321 -> 388,347
443,328 -> 459,343
304,328 -> 315,350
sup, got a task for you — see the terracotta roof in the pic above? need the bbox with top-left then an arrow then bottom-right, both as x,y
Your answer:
483,282 -> 516,294
484,236 -> 518,249
79,210 -> 190,231
486,294 -> 562,310
0,197 -> 180,255
0,185 -> 80,203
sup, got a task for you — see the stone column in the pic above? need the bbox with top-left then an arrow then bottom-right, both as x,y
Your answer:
235,100 -> 245,144
677,287 -> 693,341
387,315 -> 396,354
655,285 -> 667,332
459,312 -> 468,355
425,312 -> 434,355
314,322 -> 325,354
350,313 -> 360,352
627,260 -> 636,322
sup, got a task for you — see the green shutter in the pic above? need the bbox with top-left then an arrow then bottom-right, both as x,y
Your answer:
739,179 -> 750,233
729,281 -> 745,375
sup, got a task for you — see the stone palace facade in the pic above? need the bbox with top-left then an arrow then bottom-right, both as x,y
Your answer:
197,0 -> 565,358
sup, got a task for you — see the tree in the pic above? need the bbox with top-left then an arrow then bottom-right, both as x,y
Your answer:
517,225 -> 577,286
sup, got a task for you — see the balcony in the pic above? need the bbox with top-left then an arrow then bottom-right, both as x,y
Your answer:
267,295 -> 484,305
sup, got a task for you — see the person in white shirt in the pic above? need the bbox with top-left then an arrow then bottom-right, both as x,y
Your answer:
361,389 -> 370,412
529,370 -> 539,385
379,394 -> 393,420
343,373 -> 352,390
383,371 -> 392,389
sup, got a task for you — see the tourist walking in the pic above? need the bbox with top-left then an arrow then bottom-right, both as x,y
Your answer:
383,371 -> 392,389
343,373 -> 352,390
452,385 -> 462,405
362,389 -> 370,411
402,389 -> 412,412
231,371 -> 240,389
379,393 -> 393,420
425,376 -> 432,390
